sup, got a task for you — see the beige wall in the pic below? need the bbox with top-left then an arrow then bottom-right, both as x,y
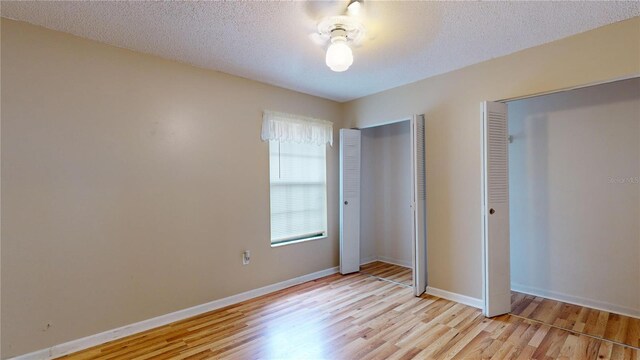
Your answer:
343,17 -> 640,300
509,78 -> 640,316
360,121 -> 413,267
0,19 -> 343,358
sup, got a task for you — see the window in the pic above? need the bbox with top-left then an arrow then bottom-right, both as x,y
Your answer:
261,110 -> 332,246
269,140 -> 327,245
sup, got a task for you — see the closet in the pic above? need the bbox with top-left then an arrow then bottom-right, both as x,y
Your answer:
339,115 -> 427,296
359,121 -> 413,285
482,78 -> 640,320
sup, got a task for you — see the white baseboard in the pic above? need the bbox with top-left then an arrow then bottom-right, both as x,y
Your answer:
377,256 -> 412,268
10,266 -> 339,360
360,256 -> 378,266
426,286 -> 484,309
360,256 -> 412,268
359,259 -> 483,311
511,283 -> 640,319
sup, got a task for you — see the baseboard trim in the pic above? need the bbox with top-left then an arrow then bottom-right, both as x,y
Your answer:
360,256 -> 378,266
10,266 -> 340,360
360,256 -> 412,268
511,283 -> 640,319
377,256 -> 412,268
426,286 -> 484,309
362,258 -> 485,311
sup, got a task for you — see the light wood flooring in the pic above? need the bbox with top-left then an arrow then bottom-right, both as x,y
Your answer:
362,262 -> 640,352
511,291 -> 640,350
360,261 -> 413,286
60,271 -> 638,360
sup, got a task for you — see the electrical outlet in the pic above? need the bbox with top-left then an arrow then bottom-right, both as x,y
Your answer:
242,250 -> 251,265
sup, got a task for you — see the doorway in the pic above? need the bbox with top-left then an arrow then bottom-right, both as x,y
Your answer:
482,78 -> 640,348
339,115 -> 427,296
359,120 -> 414,287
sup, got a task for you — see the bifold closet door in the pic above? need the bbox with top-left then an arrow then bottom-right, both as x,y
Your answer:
481,101 -> 511,317
340,129 -> 361,275
412,115 -> 427,296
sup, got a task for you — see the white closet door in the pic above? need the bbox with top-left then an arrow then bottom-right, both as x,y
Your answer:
482,101 -> 511,317
340,129 -> 361,274
412,115 -> 427,296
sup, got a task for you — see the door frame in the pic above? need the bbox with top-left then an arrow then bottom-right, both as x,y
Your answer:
479,76 -> 640,316
356,115 -> 428,296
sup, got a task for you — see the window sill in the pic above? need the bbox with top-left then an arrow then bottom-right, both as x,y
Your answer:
271,235 -> 327,248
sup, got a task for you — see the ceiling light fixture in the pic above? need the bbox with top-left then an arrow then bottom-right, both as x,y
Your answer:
317,15 -> 365,73
326,28 -> 353,72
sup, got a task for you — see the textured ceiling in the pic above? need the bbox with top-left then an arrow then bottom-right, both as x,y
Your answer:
2,1 -> 639,102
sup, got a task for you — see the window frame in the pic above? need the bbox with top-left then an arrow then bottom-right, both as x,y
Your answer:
268,140 -> 328,247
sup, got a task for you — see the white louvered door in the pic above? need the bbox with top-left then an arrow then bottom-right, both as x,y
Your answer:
482,101 -> 511,317
340,129 -> 361,274
412,115 -> 428,296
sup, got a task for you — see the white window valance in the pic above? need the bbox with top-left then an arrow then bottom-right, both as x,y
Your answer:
261,111 -> 333,146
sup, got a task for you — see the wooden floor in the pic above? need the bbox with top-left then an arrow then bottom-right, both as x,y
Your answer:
60,271 -> 638,360
360,261 -> 413,286
511,291 -> 640,350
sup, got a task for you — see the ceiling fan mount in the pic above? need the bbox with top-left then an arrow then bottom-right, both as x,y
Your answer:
317,15 -> 365,45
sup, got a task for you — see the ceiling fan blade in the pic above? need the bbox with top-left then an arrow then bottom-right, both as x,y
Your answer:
301,1 -> 346,21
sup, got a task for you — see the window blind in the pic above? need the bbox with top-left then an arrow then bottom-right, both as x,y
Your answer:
269,140 -> 327,244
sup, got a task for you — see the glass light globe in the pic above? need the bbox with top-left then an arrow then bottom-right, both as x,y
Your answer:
325,39 -> 353,72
